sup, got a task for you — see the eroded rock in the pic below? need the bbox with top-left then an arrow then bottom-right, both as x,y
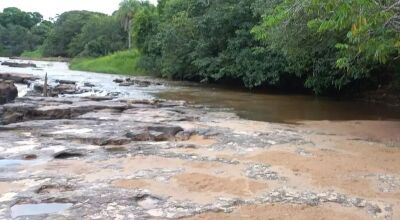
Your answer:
0,80 -> 18,104
0,72 -> 39,84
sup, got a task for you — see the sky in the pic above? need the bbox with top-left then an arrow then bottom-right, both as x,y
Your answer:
0,0 -> 158,19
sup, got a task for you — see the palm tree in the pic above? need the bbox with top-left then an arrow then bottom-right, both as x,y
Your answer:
117,0 -> 142,49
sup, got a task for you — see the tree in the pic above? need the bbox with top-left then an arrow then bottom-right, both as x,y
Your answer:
117,0 -> 149,48
69,16 -> 126,57
42,11 -> 103,57
253,0 -> 400,93
0,7 -> 49,56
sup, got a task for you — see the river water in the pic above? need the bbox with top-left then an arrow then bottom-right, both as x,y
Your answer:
1,58 -> 400,123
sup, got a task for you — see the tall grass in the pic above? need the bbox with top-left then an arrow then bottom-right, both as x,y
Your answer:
20,48 -> 44,58
69,50 -> 142,75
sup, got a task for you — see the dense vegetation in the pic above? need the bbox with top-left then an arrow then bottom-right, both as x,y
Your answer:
1,1 -> 399,94
0,7 -> 52,56
132,0 -> 400,94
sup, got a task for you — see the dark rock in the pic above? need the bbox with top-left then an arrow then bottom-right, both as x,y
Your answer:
113,78 -> 124,83
33,83 -> 44,93
23,154 -> 38,160
119,79 -> 153,87
82,96 -> 114,101
1,61 -> 37,68
119,82 -> 134,87
0,72 -> 39,84
56,79 -> 77,85
54,151 -> 84,159
84,82 -> 95,87
0,80 -> 18,104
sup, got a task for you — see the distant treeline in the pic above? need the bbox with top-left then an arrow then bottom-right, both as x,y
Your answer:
1,0 -> 399,94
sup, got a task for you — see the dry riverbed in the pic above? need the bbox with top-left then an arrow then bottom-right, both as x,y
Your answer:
0,71 -> 399,219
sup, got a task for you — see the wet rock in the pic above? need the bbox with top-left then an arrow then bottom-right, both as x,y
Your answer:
55,79 -> 76,85
54,151 -> 84,159
82,96 -> 114,101
1,61 -> 37,68
0,72 -> 39,84
84,82 -> 95,87
0,80 -> 18,104
23,154 -> 37,160
118,78 -> 162,87
113,78 -> 124,83
53,84 -> 78,95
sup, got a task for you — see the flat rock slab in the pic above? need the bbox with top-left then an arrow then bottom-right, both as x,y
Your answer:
0,73 -> 40,84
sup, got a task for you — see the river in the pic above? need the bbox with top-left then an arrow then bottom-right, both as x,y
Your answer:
1,58 -> 400,219
1,57 -> 400,123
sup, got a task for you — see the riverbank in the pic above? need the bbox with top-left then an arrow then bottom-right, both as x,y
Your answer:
69,50 -> 142,75
0,59 -> 399,219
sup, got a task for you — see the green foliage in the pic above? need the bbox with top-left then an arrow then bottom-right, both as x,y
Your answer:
253,0 -> 400,93
0,7 -> 42,29
68,16 -> 126,57
69,50 -> 142,75
21,47 -> 44,58
134,0 -> 291,88
0,7 -> 49,57
42,11 -> 104,57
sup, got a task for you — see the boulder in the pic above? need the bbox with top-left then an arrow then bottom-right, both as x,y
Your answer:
0,80 -> 18,104
113,78 -> 124,83
53,84 -> 78,95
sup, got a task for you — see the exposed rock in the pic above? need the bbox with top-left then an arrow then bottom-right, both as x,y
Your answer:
54,151 -> 84,159
126,125 -> 184,141
113,78 -> 124,83
1,61 -> 37,68
84,82 -> 95,87
117,78 -> 162,87
82,96 -> 114,101
55,79 -> 77,85
0,80 -> 18,104
0,72 -> 39,84
53,84 -> 78,95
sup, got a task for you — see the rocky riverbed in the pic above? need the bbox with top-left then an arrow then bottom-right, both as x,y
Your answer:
0,59 -> 400,219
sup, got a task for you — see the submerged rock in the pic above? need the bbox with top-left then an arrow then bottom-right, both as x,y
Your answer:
0,80 -> 18,104
117,78 -> 162,87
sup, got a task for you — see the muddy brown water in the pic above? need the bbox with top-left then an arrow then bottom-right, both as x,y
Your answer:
155,84 -> 400,123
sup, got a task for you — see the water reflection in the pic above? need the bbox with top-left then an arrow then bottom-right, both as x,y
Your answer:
155,84 -> 400,123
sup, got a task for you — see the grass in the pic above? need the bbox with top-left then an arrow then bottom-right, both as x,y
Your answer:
20,48 -> 44,58
69,50 -> 142,75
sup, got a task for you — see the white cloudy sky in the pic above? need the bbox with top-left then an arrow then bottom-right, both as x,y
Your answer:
0,0 -> 158,19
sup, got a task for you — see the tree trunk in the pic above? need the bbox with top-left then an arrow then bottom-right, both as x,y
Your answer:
128,19 -> 133,49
